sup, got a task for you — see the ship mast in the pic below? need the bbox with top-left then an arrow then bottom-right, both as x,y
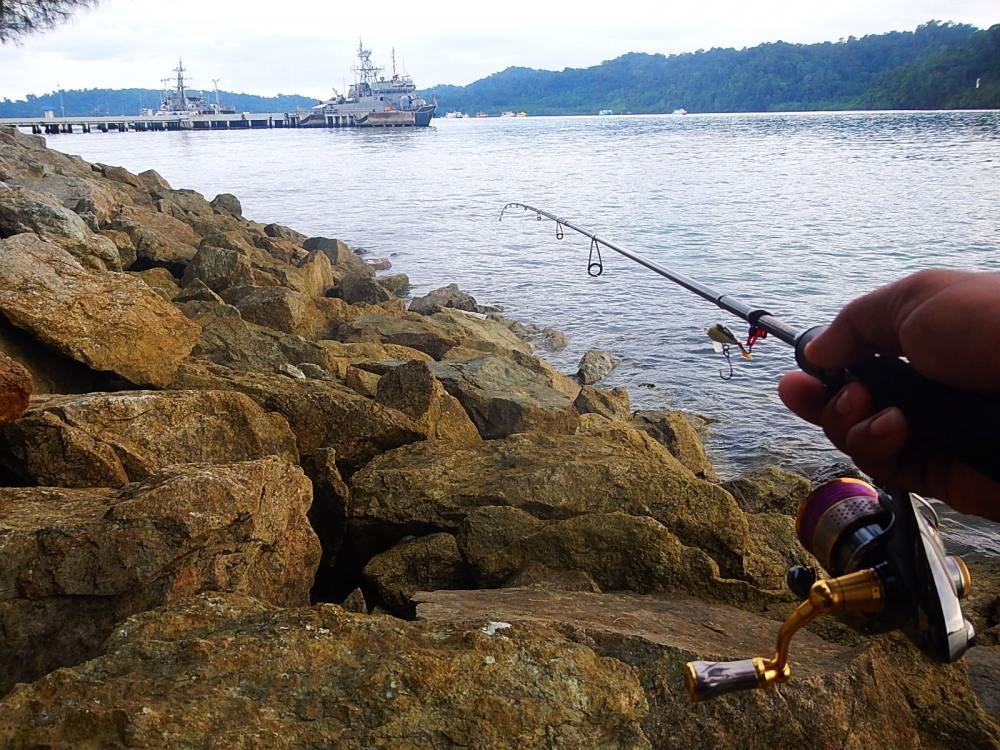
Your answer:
174,58 -> 187,107
352,39 -> 383,88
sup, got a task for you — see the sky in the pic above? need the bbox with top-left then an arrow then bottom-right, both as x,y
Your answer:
1,0 -> 996,101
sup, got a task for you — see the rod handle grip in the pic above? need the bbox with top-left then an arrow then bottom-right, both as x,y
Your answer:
795,326 -> 1000,484
684,659 -> 761,701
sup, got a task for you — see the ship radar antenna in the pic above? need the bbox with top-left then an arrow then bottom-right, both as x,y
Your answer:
211,78 -> 222,111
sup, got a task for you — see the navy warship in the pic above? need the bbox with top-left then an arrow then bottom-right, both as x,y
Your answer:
302,42 -> 436,128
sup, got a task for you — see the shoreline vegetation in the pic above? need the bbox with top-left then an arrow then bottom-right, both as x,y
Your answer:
1,124 -> 1000,744
3,21 -> 998,119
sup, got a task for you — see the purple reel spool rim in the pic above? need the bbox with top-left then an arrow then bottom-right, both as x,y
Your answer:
796,478 -> 879,554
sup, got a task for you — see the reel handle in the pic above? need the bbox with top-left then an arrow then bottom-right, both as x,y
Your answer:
795,326 -> 1000,484
685,659 -> 766,701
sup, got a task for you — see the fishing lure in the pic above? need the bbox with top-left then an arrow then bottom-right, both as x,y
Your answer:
706,323 -> 750,379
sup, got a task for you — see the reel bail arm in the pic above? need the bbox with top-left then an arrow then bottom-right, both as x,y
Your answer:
686,568 -> 884,701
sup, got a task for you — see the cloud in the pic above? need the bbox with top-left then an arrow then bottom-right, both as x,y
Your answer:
0,0 -> 995,99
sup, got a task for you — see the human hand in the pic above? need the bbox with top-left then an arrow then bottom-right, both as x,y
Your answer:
778,269 -> 1000,521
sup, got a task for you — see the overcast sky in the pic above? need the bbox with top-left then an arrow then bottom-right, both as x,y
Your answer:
1,0 -> 996,101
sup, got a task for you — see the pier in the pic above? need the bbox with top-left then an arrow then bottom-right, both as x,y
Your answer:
0,112 -> 307,135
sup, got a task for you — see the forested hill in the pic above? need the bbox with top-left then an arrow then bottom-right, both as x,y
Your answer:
0,89 -> 317,118
862,23 -> 1000,109
426,21 -> 996,115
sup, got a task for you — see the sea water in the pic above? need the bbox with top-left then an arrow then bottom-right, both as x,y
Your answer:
48,110 -> 1000,554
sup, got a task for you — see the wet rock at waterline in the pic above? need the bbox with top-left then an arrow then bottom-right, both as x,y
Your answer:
577,348 -> 620,384
574,384 -> 631,421
409,282 -> 482,315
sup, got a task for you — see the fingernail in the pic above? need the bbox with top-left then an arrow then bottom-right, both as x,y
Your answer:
869,408 -> 904,438
834,388 -> 853,416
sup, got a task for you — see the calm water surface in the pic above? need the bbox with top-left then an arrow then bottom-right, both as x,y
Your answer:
50,111 -> 1000,554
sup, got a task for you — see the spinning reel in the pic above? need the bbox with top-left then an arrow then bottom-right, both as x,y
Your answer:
686,478 -> 974,701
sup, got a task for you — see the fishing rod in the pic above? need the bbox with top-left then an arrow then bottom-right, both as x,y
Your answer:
499,201 -> 999,484
499,201 -> 996,701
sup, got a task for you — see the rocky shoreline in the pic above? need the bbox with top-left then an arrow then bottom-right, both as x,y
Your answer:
0,124 -> 999,748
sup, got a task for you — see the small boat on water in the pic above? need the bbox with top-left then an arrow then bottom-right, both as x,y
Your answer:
515,112 -> 528,118
500,111 -> 515,118
672,108 -> 688,115
443,111 -> 467,119
598,109 -> 614,115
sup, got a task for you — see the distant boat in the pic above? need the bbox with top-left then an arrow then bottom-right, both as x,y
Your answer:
515,112 -> 528,118
443,111 -> 467,119
598,109 -> 613,115
672,108 -> 688,115
500,111 -> 515,117
474,111 -> 489,118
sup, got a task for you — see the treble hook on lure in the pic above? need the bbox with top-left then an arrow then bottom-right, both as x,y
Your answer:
706,324 -> 750,380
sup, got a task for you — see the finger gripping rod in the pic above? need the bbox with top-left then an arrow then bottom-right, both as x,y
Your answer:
501,202 -> 1000,483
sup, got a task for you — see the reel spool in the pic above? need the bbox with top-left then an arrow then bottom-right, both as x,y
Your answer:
685,478 -> 974,701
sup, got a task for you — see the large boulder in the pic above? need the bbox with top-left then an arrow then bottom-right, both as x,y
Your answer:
409,283 -> 482,315
263,222 -> 306,243
221,285 -> 390,339
428,308 -> 532,356
574,385 -> 631,421
362,533 -> 469,616
349,431 -> 749,575
179,299 -> 345,376
632,409 -> 717,481
338,311 -> 460,359
171,360 -> 427,469
428,355 -> 580,439
0,354 -> 31,424
185,238 -> 335,298
415,588 -> 1000,750
722,465 -> 812,515
0,390 -> 297,488
319,339 -> 433,378
182,244 -> 256,292
110,204 -> 201,269
131,267 -> 180,301
0,185 -> 120,270
0,592 -> 650,748
210,192 -> 242,217
375,360 -> 481,444
0,234 -> 199,387
8,170 -> 120,228
0,458 -> 319,694
459,509 -> 753,602
340,270 -> 393,304
577,349 -> 620,384
303,236 -> 372,277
